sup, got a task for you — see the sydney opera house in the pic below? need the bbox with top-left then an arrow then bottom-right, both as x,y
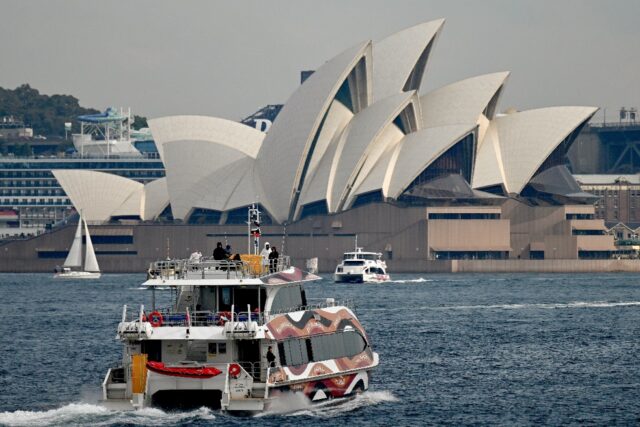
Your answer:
5,19 -> 625,272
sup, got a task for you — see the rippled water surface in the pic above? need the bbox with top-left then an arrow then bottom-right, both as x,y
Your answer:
1,273 -> 639,426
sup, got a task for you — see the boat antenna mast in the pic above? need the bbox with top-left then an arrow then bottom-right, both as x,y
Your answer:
248,204 -> 261,255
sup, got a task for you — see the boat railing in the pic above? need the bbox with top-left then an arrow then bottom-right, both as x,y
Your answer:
236,360 -> 278,381
147,255 -> 291,280
121,305 -> 266,326
266,298 -> 355,317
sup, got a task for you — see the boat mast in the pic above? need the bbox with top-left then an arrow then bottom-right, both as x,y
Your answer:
248,204 -> 261,255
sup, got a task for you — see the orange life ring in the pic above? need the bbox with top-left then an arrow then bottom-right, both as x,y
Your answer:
228,363 -> 241,378
149,311 -> 163,327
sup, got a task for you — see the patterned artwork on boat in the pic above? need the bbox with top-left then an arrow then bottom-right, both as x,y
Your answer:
266,307 -> 375,384
261,267 -> 321,285
265,307 -> 367,340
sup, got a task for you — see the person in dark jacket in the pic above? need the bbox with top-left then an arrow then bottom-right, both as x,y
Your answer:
213,242 -> 228,260
268,245 -> 279,273
266,346 -> 276,367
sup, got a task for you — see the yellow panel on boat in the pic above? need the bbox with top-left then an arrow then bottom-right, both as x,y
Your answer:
131,353 -> 148,394
240,254 -> 265,276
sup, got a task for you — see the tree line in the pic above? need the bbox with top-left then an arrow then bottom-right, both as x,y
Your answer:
0,84 -> 148,138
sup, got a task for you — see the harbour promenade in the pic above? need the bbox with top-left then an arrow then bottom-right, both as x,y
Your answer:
2,223 -> 640,273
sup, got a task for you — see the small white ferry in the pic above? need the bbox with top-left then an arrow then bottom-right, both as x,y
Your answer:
101,209 -> 378,413
334,247 -> 390,283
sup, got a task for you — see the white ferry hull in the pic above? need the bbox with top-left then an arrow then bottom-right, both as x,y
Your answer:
334,272 -> 389,283
101,366 -> 374,414
54,271 -> 101,279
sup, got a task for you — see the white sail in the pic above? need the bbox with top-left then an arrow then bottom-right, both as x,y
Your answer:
63,219 -> 83,268
83,219 -> 100,272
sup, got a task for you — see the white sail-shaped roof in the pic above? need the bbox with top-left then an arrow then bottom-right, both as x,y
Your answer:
141,177 -> 169,221
471,122 -> 504,191
149,116 -> 264,219
256,41 -> 372,223
329,92 -> 420,212
54,171 -> 170,222
473,106 -> 598,194
295,131 -> 343,216
420,71 -> 510,128
347,143 -> 400,204
186,157 -> 259,213
373,19 -> 445,101
149,115 -> 262,161
53,170 -> 144,222
387,124 -> 477,199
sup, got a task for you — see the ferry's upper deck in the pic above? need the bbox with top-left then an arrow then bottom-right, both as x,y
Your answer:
144,254 -> 319,287
342,248 -> 383,261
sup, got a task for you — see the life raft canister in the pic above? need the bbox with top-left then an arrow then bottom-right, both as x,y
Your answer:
228,363 -> 241,378
149,311 -> 163,327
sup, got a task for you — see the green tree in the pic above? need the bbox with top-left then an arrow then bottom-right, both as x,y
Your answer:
132,115 -> 148,129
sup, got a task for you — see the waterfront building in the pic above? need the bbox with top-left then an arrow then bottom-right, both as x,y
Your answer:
574,174 -> 640,226
2,19 -> 623,271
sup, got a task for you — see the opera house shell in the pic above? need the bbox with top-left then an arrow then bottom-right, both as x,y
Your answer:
50,19 -> 616,266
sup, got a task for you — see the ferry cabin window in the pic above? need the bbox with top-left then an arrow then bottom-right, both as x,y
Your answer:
219,287 -> 232,311
270,285 -> 305,313
343,254 -> 376,260
187,342 -> 207,362
343,260 -> 365,266
278,331 -> 367,367
281,338 -> 309,366
207,342 -> 226,355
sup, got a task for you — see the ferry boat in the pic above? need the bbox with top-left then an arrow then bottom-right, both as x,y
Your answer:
101,211 -> 379,413
334,247 -> 390,283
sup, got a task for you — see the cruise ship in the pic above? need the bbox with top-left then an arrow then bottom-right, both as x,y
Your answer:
0,154 -> 164,236
0,109 -> 164,237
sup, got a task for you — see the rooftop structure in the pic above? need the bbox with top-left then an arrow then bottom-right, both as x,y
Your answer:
57,19 -> 597,226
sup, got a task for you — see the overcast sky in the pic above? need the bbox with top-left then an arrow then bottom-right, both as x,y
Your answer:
1,0 -> 638,123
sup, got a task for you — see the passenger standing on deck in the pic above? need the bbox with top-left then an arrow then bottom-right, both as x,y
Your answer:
268,245 -> 279,273
213,242 -> 228,260
266,346 -> 276,368
260,242 -> 271,272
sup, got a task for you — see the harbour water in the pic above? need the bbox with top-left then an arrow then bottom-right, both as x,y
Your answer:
0,273 -> 639,425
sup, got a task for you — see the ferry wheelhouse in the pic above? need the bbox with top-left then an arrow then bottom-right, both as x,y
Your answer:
102,253 -> 378,413
334,248 -> 390,283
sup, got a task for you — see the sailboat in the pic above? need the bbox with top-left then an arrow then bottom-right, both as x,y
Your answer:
54,215 -> 101,279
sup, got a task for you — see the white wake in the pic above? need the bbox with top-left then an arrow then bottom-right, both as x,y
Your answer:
387,277 -> 432,284
0,403 -> 215,427
282,391 -> 398,418
433,301 -> 640,310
